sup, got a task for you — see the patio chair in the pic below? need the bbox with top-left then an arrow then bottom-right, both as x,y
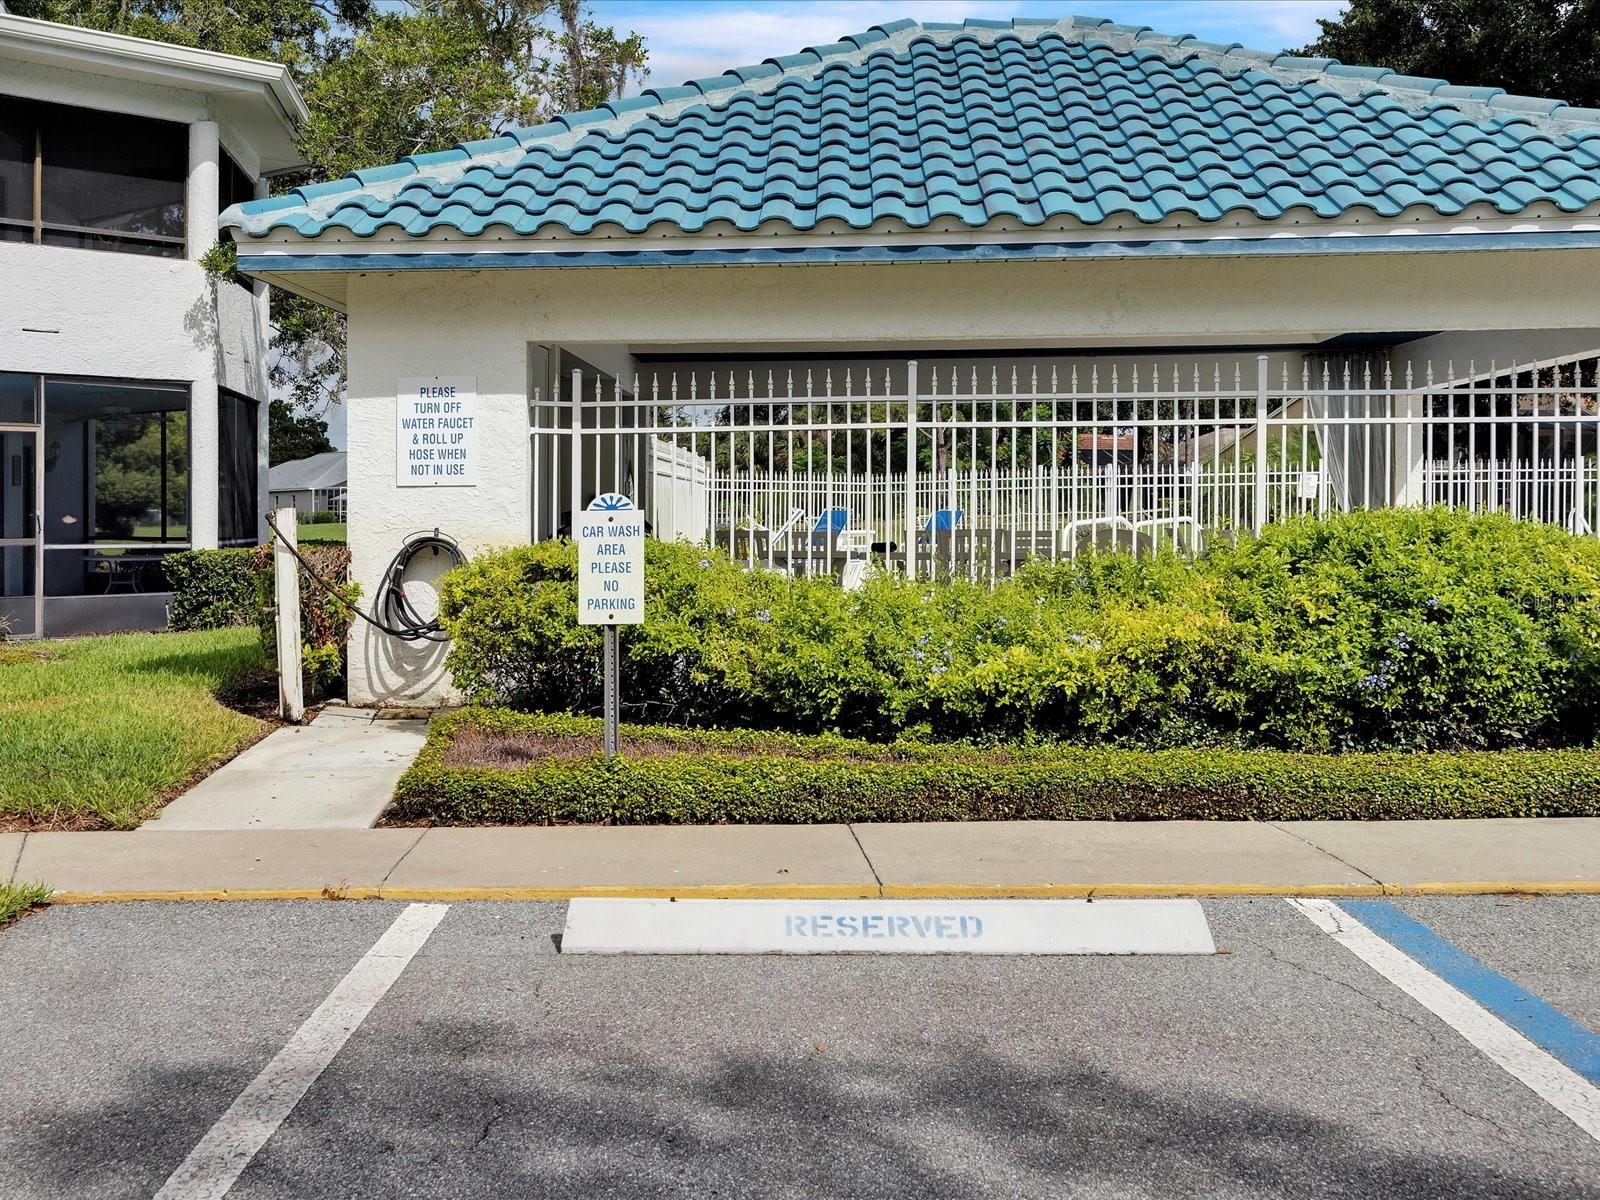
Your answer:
917,509 -> 965,546
1130,516 -> 1205,556
1058,516 -> 1138,556
808,507 -> 851,551
751,507 -> 806,569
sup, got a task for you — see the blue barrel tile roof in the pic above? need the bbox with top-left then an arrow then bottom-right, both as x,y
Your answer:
222,15 -> 1600,245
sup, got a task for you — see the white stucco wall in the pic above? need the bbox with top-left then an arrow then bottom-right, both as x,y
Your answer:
344,275 -> 533,704
338,245 -> 1600,704
0,241 -> 270,548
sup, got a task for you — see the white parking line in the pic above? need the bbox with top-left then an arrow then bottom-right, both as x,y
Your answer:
153,903 -> 450,1200
1289,897 -> 1600,1143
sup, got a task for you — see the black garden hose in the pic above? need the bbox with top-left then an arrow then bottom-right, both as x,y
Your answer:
264,511 -> 464,643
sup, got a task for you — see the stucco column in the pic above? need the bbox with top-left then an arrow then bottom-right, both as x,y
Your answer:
186,120 -> 220,261
186,120 -> 221,548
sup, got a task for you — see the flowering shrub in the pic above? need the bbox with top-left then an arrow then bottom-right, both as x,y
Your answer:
439,509 -> 1600,752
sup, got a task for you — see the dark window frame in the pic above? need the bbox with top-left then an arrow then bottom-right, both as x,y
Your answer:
218,388 -> 260,546
0,96 -> 189,258
40,374 -> 193,548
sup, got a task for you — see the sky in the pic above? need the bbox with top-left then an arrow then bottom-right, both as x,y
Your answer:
592,1 -> 1349,91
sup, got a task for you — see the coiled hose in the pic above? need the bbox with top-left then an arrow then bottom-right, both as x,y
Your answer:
264,512 -> 464,643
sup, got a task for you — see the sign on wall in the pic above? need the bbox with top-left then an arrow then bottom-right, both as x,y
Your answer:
396,376 -> 477,487
577,495 -> 646,625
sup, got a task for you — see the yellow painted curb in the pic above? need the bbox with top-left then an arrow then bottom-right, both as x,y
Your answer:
42,879 -> 1600,903
878,883 -> 1390,899
46,884 -> 881,904
1379,880 -> 1600,896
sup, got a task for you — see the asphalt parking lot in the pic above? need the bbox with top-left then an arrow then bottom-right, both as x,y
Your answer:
2,896 -> 1597,1199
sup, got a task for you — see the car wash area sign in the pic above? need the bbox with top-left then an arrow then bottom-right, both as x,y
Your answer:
578,494 -> 645,625
396,376 -> 477,487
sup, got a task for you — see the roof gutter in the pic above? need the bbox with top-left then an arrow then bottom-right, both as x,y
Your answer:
237,230 -> 1600,279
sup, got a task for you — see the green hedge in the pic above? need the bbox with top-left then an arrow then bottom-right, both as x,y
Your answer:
164,548 -> 257,630
392,708 -> 1600,825
164,544 -> 355,693
439,509 -> 1600,753
302,510 -> 341,525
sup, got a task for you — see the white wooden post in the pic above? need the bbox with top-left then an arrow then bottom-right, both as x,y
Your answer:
904,360 -> 919,580
273,506 -> 304,723
1253,355 -> 1269,535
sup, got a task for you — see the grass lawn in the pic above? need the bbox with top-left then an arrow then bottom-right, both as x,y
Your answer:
298,522 -> 346,543
0,881 -> 51,929
0,628 -> 267,830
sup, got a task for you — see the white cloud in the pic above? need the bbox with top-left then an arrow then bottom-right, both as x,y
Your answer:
597,0 -> 1350,92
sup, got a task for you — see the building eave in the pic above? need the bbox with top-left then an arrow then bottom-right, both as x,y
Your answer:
0,13 -> 308,172
238,228 -> 1600,312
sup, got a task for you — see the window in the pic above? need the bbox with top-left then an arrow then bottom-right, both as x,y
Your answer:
0,97 -> 186,257
218,390 -> 259,544
43,379 -> 188,597
1,98 -> 34,242
220,149 -> 255,213
0,372 -> 36,424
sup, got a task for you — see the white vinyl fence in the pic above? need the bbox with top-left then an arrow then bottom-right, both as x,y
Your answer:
529,351 -> 1600,582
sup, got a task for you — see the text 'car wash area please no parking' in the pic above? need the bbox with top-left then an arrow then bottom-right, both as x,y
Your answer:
577,493 -> 646,624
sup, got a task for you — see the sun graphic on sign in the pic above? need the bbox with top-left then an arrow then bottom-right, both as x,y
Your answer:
587,493 -> 634,511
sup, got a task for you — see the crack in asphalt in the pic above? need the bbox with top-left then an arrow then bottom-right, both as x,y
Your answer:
1263,945 -> 1515,1140
474,1098 -> 506,1148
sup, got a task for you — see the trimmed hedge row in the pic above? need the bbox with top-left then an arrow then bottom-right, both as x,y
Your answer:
390,708 -> 1600,826
164,548 -> 257,630
439,509 -> 1600,753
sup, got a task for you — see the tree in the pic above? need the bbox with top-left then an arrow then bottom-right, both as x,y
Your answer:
4,0 -> 369,80
269,399 -> 335,467
1295,0 -> 1600,109
12,0 -> 647,444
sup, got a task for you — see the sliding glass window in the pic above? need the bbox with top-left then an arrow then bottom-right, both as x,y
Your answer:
0,96 -> 186,257
44,379 -> 189,597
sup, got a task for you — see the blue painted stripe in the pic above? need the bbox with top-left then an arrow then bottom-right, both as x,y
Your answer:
1341,899 -> 1600,1087
237,230 -> 1600,276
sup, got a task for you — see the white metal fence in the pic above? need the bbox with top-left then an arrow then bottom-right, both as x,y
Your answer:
530,351 -> 1600,582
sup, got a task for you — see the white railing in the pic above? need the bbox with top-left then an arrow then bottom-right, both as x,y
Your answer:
530,352 -> 1600,582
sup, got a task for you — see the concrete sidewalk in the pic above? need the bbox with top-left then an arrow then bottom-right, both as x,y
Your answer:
8,818 -> 1600,902
142,707 -> 428,830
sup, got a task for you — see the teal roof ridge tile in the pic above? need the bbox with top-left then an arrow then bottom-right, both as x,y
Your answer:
222,13 -> 1600,244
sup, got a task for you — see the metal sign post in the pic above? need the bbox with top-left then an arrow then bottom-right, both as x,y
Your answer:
602,624 -> 620,756
576,493 -> 646,758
